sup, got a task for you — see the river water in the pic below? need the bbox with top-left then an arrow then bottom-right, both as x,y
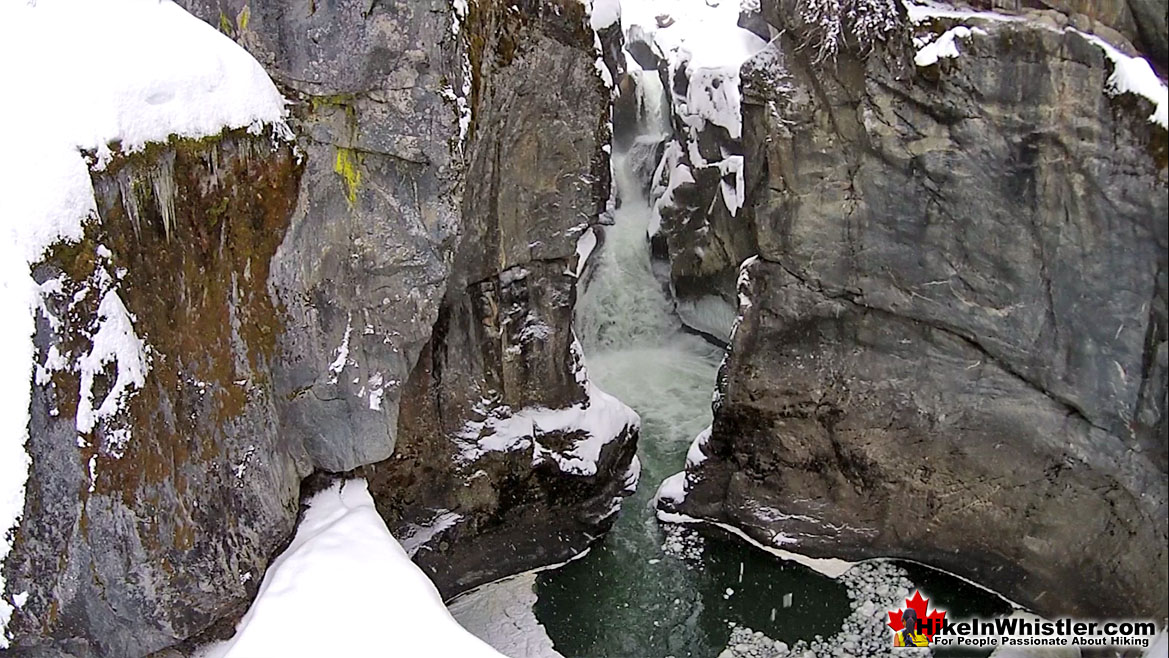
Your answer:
531,139 -> 857,656
450,69 -> 1009,658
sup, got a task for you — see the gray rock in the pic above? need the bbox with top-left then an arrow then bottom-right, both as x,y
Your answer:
666,15 -> 1168,621
6,0 -> 633,655
4,133 -> 306,658
358,0 -> 638,598
173,0 -> 466,473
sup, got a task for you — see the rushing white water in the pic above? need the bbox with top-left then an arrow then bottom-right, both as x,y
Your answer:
631,68 -> 671,141
574,148 -> 723,449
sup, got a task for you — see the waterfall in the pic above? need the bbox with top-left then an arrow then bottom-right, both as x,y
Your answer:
620,68 -> 673,201
631,68 -> 671,141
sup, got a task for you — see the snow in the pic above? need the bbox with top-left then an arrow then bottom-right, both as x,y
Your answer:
684,66 -> 748,140
685,425 -> 712,467
456,354 -> 639,476
569,226 -> 599,278
622,454 -> 642,492
905,1 -> 1167,129
620,0 -> 766,70
399,510 -> 464,557
588,0 -> 621,30
622,0 -> 768,223
0,0 -> 287,645
530,381 -> 640,475
327,314 -> 353,384
1075,31 -> 1169,129
904,0 -> 1023,24
655,472 -> 689,504
448,573 -> 565,658
650,160 -> 695,236
197,480 -> 502,658
76,291 -> 150,434
913,26 -> 987,67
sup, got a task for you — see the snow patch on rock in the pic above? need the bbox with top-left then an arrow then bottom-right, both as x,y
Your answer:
685,425 -> 713,467
624,0 -> 769,226
655,471 -> 689,505
0,1 -> 287,641
905,1 -> 1167,128
76,291 -> 150,435
913,25 -> 987,67
400,510 -> 464,557
456,350 -> 639,477
1074,30 -> 1168,129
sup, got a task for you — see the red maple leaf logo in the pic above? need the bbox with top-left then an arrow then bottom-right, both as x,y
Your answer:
887,590 -> 947,641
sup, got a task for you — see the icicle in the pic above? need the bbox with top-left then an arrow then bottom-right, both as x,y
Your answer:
149,153 -> 177,242
117,174 -> 142,238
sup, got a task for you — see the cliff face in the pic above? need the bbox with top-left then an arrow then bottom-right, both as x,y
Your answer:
663,8 -> 1168,620
4,0 -> 632,655
358,0 -> 638,598
6,133 -> 306,658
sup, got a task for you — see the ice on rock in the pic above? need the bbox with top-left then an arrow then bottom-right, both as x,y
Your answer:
0,0 -> 288,644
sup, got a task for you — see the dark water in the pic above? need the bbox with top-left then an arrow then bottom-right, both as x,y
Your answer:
534,442 -> 853,658
528,147 -> 1011,657
901,562 -> 1013,658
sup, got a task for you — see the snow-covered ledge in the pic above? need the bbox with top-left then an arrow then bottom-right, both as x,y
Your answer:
198,480 -> 503,657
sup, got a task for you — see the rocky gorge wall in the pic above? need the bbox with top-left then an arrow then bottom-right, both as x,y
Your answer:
659,0 -> 1168,624
4,132 -> 307,658
2,0 -> 634,655
356,0 -> 638,598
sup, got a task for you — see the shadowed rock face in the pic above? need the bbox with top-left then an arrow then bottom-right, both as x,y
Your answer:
5,1 -> 631,655
664,13 -> 1168,621
359,0 -> 636,599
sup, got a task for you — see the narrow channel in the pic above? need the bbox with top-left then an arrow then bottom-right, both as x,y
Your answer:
452,66 -> 1010,658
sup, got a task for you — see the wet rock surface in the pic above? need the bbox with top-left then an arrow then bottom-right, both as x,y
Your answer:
667,11 -> 1168,621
